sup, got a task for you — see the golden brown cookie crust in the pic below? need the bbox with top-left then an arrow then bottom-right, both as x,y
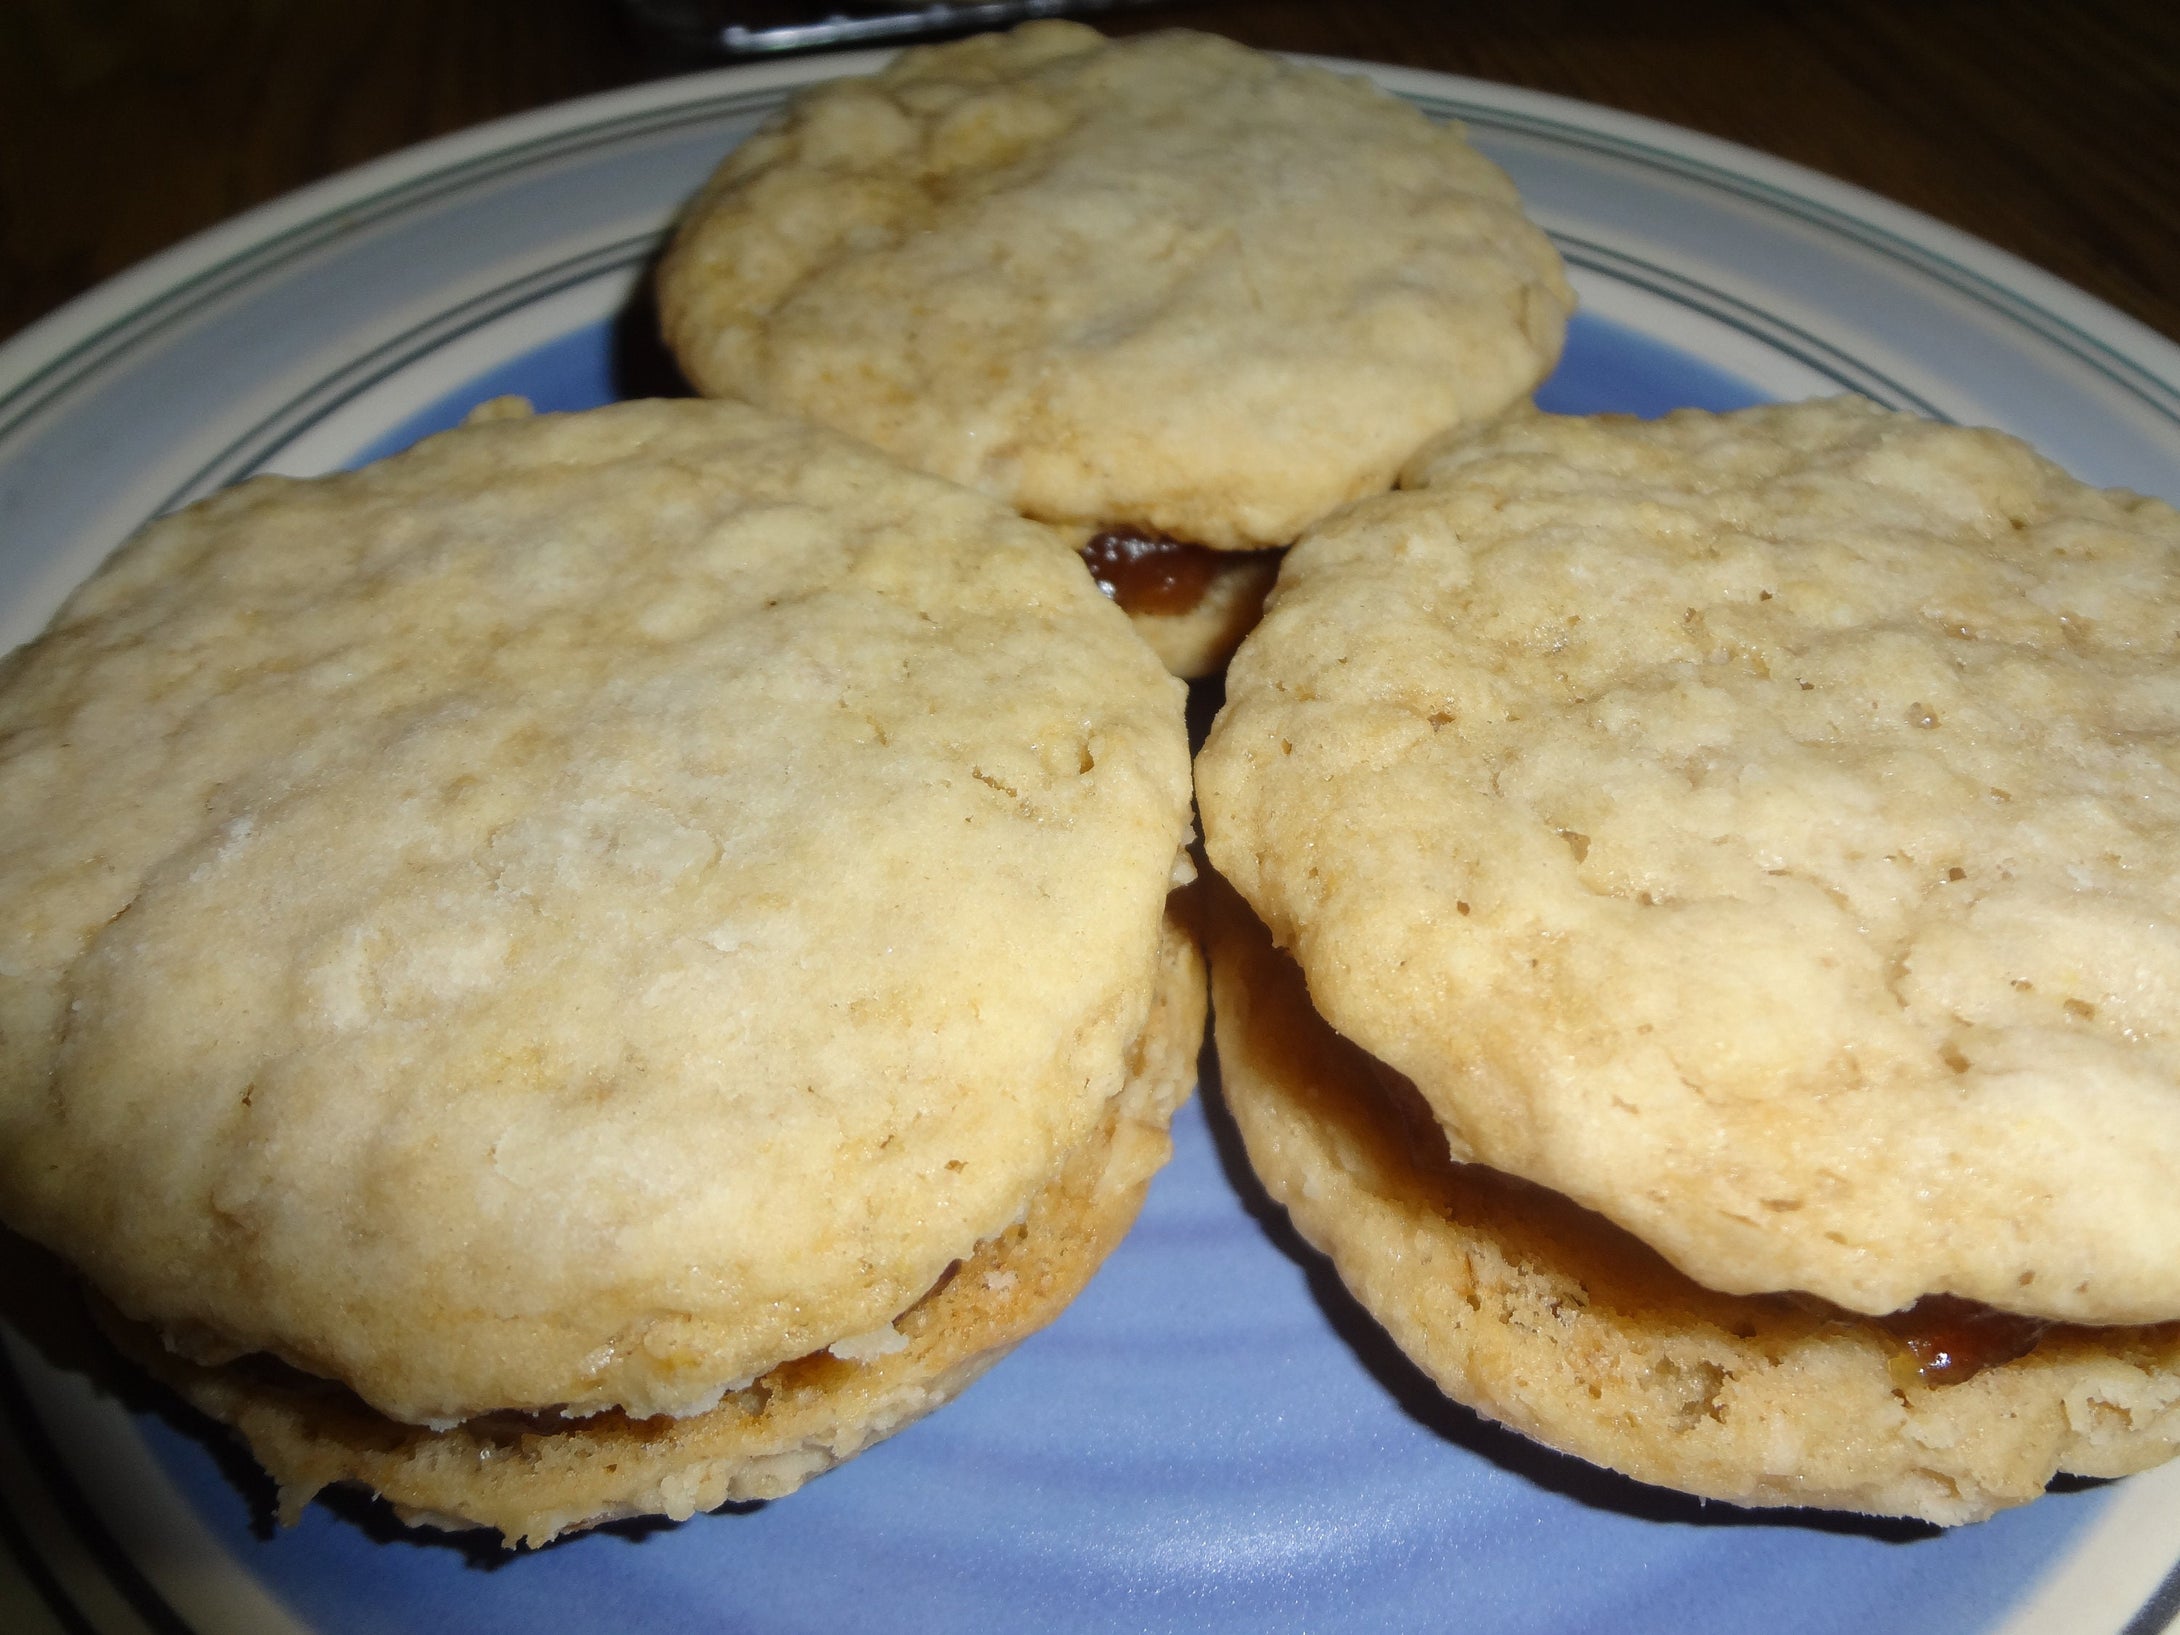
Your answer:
115,901 -> 1204,1548
0,399 -> 1194,1429
1209,883 -> 2180,1525
658,23 -> 1571,552
1201,400 -> 2180,1325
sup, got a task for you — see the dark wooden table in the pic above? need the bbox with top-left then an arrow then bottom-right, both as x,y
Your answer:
3,0 -> 2175,352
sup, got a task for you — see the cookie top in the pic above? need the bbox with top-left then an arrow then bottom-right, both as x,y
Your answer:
1199,398 -> 2180,1325
0,399 -> 1193,1427
657,22 -> 1571,550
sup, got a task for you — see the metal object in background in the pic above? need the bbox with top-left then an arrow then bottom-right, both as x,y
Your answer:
620,0 -> 1172,57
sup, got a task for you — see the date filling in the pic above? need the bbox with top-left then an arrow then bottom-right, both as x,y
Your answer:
1365,1059 -> 2063,1386
1081,527 -> 1281,618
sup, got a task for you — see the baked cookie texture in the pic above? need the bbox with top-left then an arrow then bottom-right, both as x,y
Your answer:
1210,883 -> 2180,1525
1199,399 -> 2180,1327
657,22 -> 1572,557
117,902 -> 1204,1548
0,399 -> 1198,1533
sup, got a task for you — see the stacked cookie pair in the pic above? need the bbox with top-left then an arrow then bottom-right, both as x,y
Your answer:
657,21 -> 1574,677
0,401 -> 1202,1546
1197,400 -> 2180,1523
3,19 -> 2178,1553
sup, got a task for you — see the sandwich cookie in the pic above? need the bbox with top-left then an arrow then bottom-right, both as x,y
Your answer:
658,22 -> 1572,675
1197,399 -> 2180,1519
0,398 -> 1201,1544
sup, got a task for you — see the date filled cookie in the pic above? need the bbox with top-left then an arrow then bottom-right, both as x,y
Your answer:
0,398 -> 1201,1544
1196,398 -> 2180,1518
658,22 -> 1571,675
1210,883 -> 2180,1525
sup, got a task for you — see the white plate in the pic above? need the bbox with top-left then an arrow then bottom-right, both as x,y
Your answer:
4,50 -> 2180,1635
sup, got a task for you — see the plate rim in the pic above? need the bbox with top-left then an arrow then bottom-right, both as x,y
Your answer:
4,50 -> 2178,436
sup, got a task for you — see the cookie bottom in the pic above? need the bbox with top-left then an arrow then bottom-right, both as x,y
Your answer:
1209,880 -> 2180,1524
1115,552 -> 1279,680
114,900 -> 1205,1549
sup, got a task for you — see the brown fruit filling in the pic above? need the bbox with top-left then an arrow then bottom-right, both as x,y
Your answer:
1081,528 -> 1279,618
1878,1296 -> 2055,1386
1364,1055 -> 2069,1386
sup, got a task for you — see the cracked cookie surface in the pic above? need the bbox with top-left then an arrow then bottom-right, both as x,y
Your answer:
0,399 -> 1196,1454
1201,399 -> 2180,1325
659,22 -> 1570,557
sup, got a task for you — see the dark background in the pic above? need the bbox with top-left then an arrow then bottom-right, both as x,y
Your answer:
2,0 -> 2176,352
